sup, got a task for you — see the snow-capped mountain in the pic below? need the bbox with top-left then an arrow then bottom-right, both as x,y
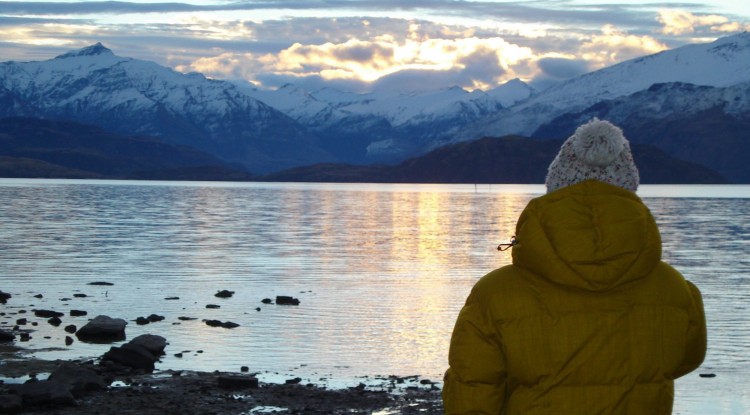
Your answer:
0,41 -> 534,170
533,80 -> 750,182
536,81 -> 750,137
458,32 -> 750,140
1,32 -> 750,176
240,78 -> 533,161
0,43 -> 333,173
242,78 -> 532,129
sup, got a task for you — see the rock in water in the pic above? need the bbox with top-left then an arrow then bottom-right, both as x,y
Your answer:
75,315 -> 127,343
276,296 -> 300,305
215,290 -> 235,298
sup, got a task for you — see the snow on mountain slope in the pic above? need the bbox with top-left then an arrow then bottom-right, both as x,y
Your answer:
0,43 -> 331,172
465,31 -> 750,138
335,86 -> 504,127
238,77 -> 534,161
240,83 -> 339,126
541,32 -> 750,109
1,43 -> 269,123
243,79 -> 532,129
536,81 -> 750,138
533,80 -> 750,182
485,78 -> 536,107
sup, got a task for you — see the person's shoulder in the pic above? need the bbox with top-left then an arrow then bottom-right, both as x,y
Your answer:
476,265 -> 521,285
652,261 -> 688,281
642,261 -> 701,305
469,265 -> 545,318
472,265 -> 532,299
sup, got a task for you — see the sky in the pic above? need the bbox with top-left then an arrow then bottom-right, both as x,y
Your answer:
1,0 -> 749,92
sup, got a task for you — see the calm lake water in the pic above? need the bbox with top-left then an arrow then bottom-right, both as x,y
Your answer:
1,179 -> 748,414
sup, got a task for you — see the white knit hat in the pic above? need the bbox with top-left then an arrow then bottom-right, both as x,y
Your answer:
545,118 -> 639,193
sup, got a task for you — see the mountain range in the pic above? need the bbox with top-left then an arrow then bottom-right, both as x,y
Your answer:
0,116 -> 727,184
261,136 -> 727,185
0,117 -> 252,180
1,32 -> 749,182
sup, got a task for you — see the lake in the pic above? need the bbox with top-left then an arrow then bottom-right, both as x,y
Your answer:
1,179 -> 748,414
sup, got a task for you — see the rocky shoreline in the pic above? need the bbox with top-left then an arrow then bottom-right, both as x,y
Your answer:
0,288 -> 445,414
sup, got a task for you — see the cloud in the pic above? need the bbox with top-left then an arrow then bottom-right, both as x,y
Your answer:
2,2 -> 748,93
578,24 -> 668,68
658,10 -> 727,35
536,57 -> 589,79
371,68 -> 464,92
331,42 -> 393,63
176,20 -> 538,91
527,24 -> 669,89
0,1 -> 228,15
280,39 -> 396,76
658,9 -> 750,35
254,72 -> 370,93
528,56 -> 590,91
455,48 -> 507,89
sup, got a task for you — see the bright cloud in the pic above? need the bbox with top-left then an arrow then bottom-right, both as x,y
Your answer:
657,10 -> 744,35
0,22 -> 103,48
180,27 -> 536,90
579,25 -> 668,69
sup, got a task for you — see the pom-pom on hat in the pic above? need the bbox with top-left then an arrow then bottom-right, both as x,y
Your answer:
545,118 -> 639,193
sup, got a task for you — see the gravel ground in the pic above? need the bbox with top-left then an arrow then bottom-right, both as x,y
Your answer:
0,348 -> 444,414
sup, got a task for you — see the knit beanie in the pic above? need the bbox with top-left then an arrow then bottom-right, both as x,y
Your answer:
545,118 -> 639,193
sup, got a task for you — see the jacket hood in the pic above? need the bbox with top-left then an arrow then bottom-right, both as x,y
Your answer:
512,180 -> 662,292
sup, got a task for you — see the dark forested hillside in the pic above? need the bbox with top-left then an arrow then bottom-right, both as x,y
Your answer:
262,136 -> 729,184
0,117 -> 253,180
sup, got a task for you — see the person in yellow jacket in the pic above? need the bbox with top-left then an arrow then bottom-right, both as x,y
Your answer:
443,118 -> 707,414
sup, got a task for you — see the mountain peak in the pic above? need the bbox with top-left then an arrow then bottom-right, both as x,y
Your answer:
55,42 -> 114,59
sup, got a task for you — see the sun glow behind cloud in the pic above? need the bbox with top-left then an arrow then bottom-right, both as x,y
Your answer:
178,19 -> 673,91
580,24 -> 668,68
181,25 -> 539,90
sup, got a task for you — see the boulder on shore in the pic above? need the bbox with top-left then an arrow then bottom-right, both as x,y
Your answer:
217,375 -> 259,389
3,362 -> 105,410
102,344 -> 157,372
129,334 -> 167,357
101,334 -> 167,372
48,362 -> 106,397
5,380 -> 76,408
0,329 -> 15,342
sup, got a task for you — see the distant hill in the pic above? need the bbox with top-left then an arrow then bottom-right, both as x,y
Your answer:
0,117 -> 728,184
262,136 -> 729,185
0,117 -> 254,180
0,155 -> 104,179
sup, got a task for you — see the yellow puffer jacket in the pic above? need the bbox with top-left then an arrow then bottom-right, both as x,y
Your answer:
443,180 -> 707,415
